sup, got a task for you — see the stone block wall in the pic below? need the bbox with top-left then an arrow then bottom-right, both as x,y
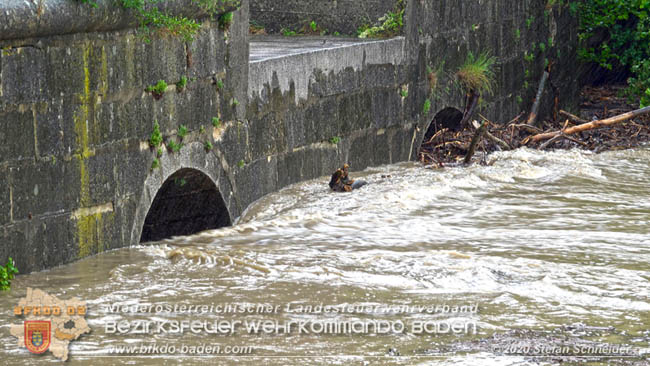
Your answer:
0,0 -> 249,273
250,0 -> 400,35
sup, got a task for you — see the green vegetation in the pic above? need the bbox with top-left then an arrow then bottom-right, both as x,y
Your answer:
78,0 -> 241,41
526,16 -> 534,29
216,79 -> 224,90
237,159 -> 246,168
231,98 -> 239,107
334,31 -> 341,36
199,125 -> 206,134
151,158 -> 160,170
281,28 -> 297,36
146,80 -> 168,99
157,147 -> 163,158
514,28 -> 521,40
423,99 -> 432,114
176,76 -> 187,92
456,52 -> 497,95
539,42 -> 546,53
149,121 -> 163,147
212,117 -> 221,128
0,257 -> 18,291
516,95 -> 524,104
167,140 -> 182,153
310,21 -> 318,33
524,51 -> 535,63
329,136 -> 341,144
358,0 -> 405,38
178,125 -> 188,139
204,141 -> 213,151
78,0 -> 98,8
400,86 -> 408,98
578,0 -> 650,106
218,11 -> 234,30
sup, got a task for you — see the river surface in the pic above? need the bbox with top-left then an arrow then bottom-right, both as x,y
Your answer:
1,147 -> 649,365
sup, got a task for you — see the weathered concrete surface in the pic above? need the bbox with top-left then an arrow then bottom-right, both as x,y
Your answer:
249,36 -> 406,102
0,0 -> 240,41
0,0 -> 579,273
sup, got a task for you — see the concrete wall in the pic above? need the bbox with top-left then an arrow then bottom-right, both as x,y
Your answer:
407,0 -> 580,128
250,0 -> 400,35
0,0 -> 250,272
0,0 -> 579,273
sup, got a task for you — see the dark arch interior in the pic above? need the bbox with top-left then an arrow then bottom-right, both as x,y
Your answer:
140,168 -> 231,242
423,107 -> 464,142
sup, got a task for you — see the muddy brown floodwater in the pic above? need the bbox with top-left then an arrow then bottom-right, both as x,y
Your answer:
1,147 -> 649,365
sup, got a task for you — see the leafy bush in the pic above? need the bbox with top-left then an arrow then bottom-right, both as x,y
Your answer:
0,257 -> 18,291
578,0 -> 650,105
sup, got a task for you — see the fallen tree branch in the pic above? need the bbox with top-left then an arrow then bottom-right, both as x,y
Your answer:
472,120 -> 511,150
559,109 -> 589,124
527,70 -> 549,127
512,123 -> 543,134
464,120 -> 487,165
528,105 -> 650,143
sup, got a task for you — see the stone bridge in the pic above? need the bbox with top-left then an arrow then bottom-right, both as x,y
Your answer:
0,0 -> 578,272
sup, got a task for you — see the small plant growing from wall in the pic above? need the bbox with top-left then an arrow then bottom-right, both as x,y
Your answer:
281,28 -> 297,36
176,76 -> 188,92
0,257 -> 18,291
329,136 -> 341,144
218,12 -> 234,30
151,158 -> 160,170
157,147 -> 163,158
423,99 -> 432,114
149,121 -> 163,148
237,159 -> 246,168
231,98 -> 239,107
400,85 -> 408,98
146,80 -> 168,100
215,79 -> 225,90
204,141 -> 213,151
178,125 -> 188,139
167,140 -> 182,153
212,117 -> 221,128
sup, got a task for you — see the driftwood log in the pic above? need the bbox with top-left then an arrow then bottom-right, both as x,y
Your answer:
527,106 -> 650,143
527,70 -> 549,127
464,120 -> 487,165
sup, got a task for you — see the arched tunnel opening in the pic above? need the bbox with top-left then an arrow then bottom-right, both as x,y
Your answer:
423,107 -> 464,142
140,168 -> 231,243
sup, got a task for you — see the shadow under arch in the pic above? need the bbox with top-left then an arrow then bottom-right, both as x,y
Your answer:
140,168 -> 232,243
423,107 -> 464,141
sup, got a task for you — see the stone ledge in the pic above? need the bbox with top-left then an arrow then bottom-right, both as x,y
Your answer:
0,0 -> 238,41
